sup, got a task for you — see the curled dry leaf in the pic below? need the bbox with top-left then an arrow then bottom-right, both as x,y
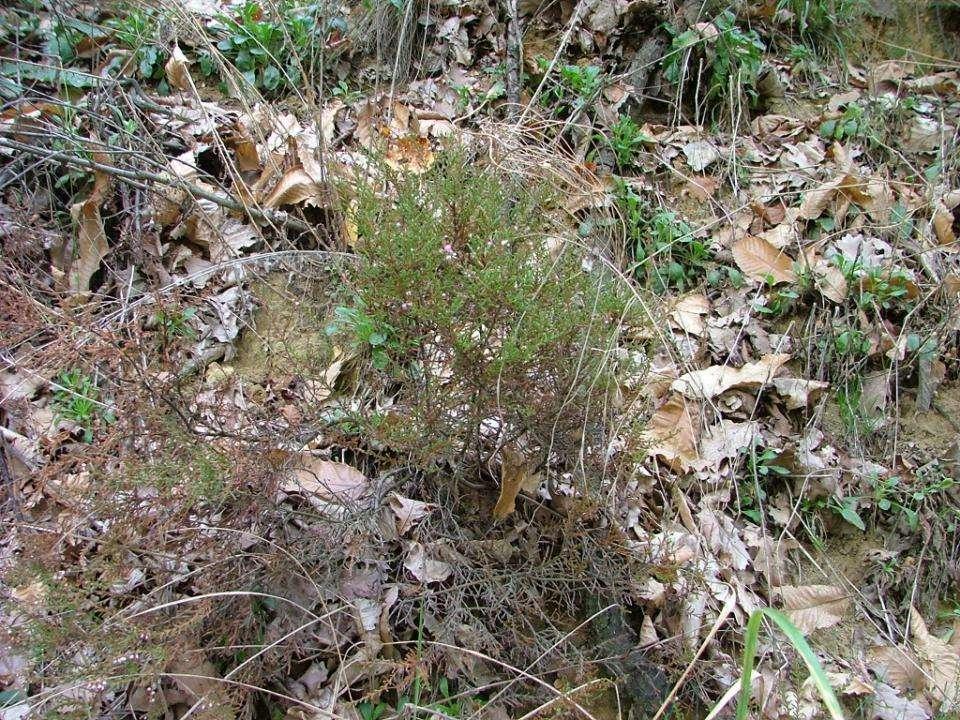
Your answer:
404,541 -> 453,584
731,235 -> 797,284
262,168 -> 332,208
492,446 -> 540,519
670,293 -> 710,335
643,394 -> 700,471
672,353 -> 791,401
389,493 -> 434,535
774,584 -> 849,635
57,161 -> 112,297
770,377 -> 830,410
868,644 -> 926,694
910,606 -> 960,712
281,456 -> 369,503
384,136 -> 435,174
697,508 -> 751,570
872,681 -> 930,720
164,44 -> 192,92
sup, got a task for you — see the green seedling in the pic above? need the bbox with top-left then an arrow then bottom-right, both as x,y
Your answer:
776,0 -> 863,55
326,304 -> 394,370
107,9 -> 167,83
51,369 -> 114,442
537,59 -> 603,111
616,181 -> 711,292
153,307 -> 197,341
205,0 -> 327,94
601,115 -> 652,168
664,11 -> 764,113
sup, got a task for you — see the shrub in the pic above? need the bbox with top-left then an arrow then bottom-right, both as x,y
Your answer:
335,151 -> 641,475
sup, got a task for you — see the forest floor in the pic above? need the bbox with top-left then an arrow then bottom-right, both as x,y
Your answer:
2,1 -> 960,719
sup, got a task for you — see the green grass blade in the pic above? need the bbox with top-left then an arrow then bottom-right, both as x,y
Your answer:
735,608 -> 845,720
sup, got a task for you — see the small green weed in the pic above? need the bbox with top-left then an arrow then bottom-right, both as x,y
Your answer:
832,326 -> 870,359
153,307 -> 197,341
325,303 -> 395,370
664,11 -> 764,117
832,255 -> 913,310
776,0 -> 863,55
834,376 -> 882,439
600,115 -> 652,168
537,58 -> 603,112
204,0 -> 327,94
819,103 -> 870,142
106,9 -> 168,83
616,181 -> 710,293
51,369 -> 114,442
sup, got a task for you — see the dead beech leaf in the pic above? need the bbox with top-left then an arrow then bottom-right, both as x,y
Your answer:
799,175 -> 845,220
59,163 -> 113,297
910,606 -> 960,711
693,419 -> 758,471
672,353 -> 791,401
644,394 -> 700,471
872,681 -> 930,720
732,236 -> 797,284
404,541 -> 452,584
388,493 -> 434,536
493,446 -> 540,519
164,44 -> 192,92
281,456 -> 368,503
66,196 -> 109,295
868,645 -> 926,695
670,294 -> 710,335
770,377 -> 829,410
384,136 -> 435,174
262,168 -> 331,208
697,508 -> 750,570
934,210 -> 957,247
776,584 -> 849,634
227,120 -> 260,173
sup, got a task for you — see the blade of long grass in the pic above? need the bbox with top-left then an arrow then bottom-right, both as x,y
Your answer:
735,608 -> 844,720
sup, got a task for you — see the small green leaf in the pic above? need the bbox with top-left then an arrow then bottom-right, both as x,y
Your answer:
834,497 -> 865,531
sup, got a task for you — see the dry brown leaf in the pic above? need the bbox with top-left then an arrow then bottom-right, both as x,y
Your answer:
58,163 -> 113,297
384,136 -> 435,174
869,645 -> 927,694
799,175 -> 845,220
934,210 -> 957,247
66,196 -> 109,295
281,456 -> 368,503
697,508 -> 750,570
910,606 -> 960,711
775,584 -> 850,634
643,394 -> 700,471
694,420 -> 759,471
872,681 -> 931,720
164,44 -> 192,92
493,446 -> 540,519
670,293 -> 710,335
770,377 -> 829,409
404,541 -> 453,584
388,493 -> 434,536
672,353 -> 791,400
732,236 -> 797,284
639,615 -> 658,647
262,168 -> 332,208
228,120 -> 260,173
